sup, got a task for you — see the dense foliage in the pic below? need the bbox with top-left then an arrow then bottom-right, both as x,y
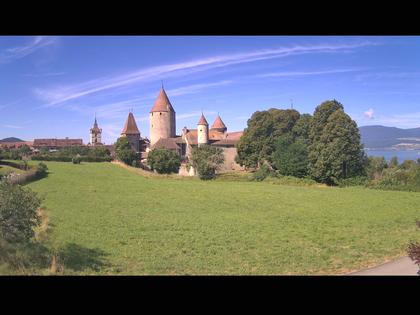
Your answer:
237,100 -> 366,185
0,180 -> 41,243
308,102 -> 366,184
235,109 -> 300,169
190,145 -> 224,180
1,145 -> 112,163
272,134 -> 308,178
147,148 -> 181,174
115,137 -> 138,166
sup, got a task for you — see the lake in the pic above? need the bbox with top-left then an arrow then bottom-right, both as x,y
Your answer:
365,149 -> 420,162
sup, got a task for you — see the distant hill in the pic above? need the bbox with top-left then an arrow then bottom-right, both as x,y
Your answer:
359,125 -> 420,149
0,137 -> 24,143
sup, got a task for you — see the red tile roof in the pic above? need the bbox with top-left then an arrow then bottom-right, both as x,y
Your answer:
150,88 -> 175,113
33,139 -> 83,147
197,114 -> 208,125
211,115 -> 227,130
121,113 -> 140,135
151,137 -> 179,150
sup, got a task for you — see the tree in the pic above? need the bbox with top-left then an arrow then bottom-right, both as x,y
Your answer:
190,145 -> 224,180
308,102 -> 366,184
366,156 -> 387,180
88,146 -> 110,158
148,148 -> 181,174
389,156 -> 399,168
272,134 -> 309,177
115,137 -> 138,165
0,181 -> 41,243
236,108 -> 301,169
292,113 -> 313,146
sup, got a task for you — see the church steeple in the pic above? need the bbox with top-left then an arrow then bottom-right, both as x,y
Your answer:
90,115 -> 102,145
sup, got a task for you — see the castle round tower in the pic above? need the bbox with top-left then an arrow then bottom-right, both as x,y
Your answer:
150,87 -> 176,146
197,113 -> 209,147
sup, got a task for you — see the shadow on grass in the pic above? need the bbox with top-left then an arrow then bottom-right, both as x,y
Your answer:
57,243 -> 110,273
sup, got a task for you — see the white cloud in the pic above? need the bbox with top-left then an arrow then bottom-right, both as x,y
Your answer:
364,108 -> 374,119
254,68 -> 362,78
0,36 -> 58,64
34,42 -> 376,107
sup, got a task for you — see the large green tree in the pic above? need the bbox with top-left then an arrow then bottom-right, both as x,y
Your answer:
235,108 -> 300,169
272,134 -> 309,178
148,148 -> 181,174
308,101 -> 366,184
115,137 -> 138,165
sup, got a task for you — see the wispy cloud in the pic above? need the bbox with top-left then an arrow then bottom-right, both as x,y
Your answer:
57,80 -> 235,120
355,71 -> 420,81
254,68 -> 362,78
177,110 -> 217,120
2,124 -> 23,129
0,36 -> 58,64
22,72 -> 66,77
35,42 -> 376,107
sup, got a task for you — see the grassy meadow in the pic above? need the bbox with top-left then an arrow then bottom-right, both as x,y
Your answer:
22,161 -> 420,275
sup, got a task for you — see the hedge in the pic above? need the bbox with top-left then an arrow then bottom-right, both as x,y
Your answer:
31,155 -> 113,162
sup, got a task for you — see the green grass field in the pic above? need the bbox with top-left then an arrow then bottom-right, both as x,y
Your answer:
26,162 -> 420,275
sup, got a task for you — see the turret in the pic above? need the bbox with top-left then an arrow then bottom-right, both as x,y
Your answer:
210,114 -> 227,134
121,112 -> 141,152
150,87 -> 176,146
197,113 -> 209,147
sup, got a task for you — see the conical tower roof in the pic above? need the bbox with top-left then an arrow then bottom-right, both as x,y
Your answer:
211,115 -> 227,130
150,88 -> 175,113
197,113 -> 208,125
91,116 -> 101,132
121,112 -> 140,135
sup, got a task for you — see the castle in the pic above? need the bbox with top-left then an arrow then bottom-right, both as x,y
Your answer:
115,87 -> 244,172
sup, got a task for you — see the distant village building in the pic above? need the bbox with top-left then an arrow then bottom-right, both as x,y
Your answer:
121,87 -> 244,172
89,116 -> 103,146
33,138 -> 83,150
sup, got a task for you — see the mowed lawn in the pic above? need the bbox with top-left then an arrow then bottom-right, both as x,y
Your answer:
27,162 -> 420,275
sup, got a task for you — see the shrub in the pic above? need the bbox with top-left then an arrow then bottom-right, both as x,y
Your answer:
132,160 -> 140,168
252,164 -> 272,181
0,181 -> 41,243
147,148 -> 181,174
407,220 -> 420,274
337,176 -> 369,187
72,156 -> 81,164
115,137 -> 138,166
190,145 -> 224,180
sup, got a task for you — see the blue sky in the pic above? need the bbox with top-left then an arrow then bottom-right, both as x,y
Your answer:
1,36 -> 420,144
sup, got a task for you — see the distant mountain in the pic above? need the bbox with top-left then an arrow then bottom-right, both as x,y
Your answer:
359,125 -> 420,149
0,137 -> 24,143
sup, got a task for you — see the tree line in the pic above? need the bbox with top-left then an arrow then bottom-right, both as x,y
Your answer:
235,99 -> 366,185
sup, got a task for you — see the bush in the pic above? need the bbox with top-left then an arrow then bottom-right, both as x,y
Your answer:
72,156 -> 81,164
190,145 -> 224,180
337,176 -> 369,187
407,220 -> 420,274
115,137 -> 138,165
252,164 -> 272,181
147,148 -> 181,174
0,181 -> 41,243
